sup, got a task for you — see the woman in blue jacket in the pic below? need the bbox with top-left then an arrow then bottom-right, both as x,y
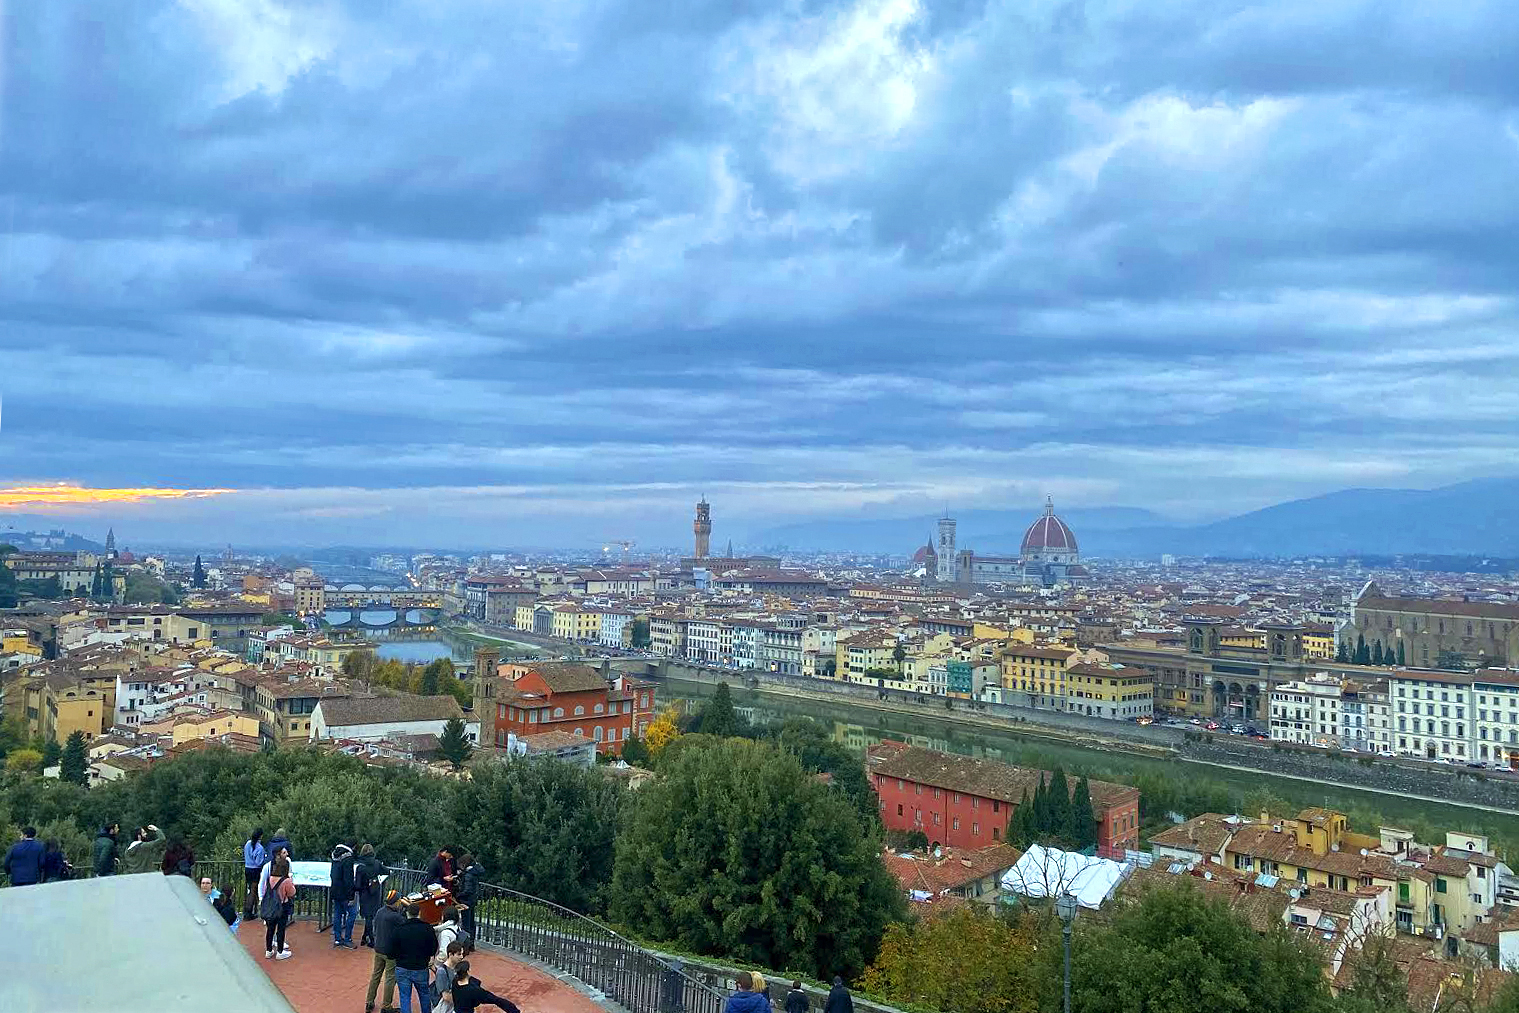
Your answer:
243,828 -> 267,919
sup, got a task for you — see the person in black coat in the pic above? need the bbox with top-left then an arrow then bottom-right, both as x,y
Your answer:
353,843 -> 385,947
425,846 -> 457,892
448,959 -> 521,1013
454,851 -> 482,938
41,840 -> 71,882
785,982 -> 809,1013
330,842 -> 358,948
824,978 -> 853,1013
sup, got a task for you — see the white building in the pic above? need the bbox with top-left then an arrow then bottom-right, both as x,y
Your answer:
597,610 -> 631,649
1362,681 -> 1392,755
729,623 -> 760,670
1269,675 -> 1347,747
684,619 -> 721,663
310,696 -> 478,744
1473,670 -> 1519,767
1391,670 -> 1474,761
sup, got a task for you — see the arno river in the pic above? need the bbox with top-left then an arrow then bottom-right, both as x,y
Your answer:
658,676 -> 1519,849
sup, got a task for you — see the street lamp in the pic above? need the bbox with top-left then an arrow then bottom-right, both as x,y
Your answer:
1055,892 -> 1079,1013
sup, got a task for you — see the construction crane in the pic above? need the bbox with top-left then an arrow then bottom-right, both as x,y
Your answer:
592,539 -> 636,564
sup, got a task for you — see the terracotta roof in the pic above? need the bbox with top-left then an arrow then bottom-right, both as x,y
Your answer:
867,744 -> 1135,810
884,844 -> 1023,897
518,663 -> 609,694
1021,501 -> 1077,553
317,695 -> 463,727
1358,594 -> 1519,621
1147,813 -> 1238,856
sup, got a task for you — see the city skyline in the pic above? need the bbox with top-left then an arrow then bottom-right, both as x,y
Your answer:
4,2 -> 1519,545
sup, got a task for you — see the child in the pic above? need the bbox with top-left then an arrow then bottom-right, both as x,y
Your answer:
431,939 -> 466,1013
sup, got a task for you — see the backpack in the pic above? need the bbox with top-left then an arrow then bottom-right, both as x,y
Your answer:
260,878 -> 286,921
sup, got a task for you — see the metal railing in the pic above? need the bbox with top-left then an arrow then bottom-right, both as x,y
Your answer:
181,859 -> 726,1013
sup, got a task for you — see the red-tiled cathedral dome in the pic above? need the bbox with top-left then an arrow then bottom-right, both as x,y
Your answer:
1021,498 -> 1077,555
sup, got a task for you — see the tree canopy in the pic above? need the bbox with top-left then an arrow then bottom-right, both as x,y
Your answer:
1071,883 -> 1335,1013
693,680 -> 744,737
610,735 -> 905,979
438,717 -> 473,770
861,906 -> 1044,1013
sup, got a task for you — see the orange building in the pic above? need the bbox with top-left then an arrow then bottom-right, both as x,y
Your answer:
480,662 -> 655,755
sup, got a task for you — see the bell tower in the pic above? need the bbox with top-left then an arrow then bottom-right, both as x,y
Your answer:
693,498 -> 712,560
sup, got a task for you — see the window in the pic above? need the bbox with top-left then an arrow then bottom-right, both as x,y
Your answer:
553,707 -> 564,718
972,822 -> 980,835
574,705 -> 585,716
594,703 -> 604,714
1436,878 -> 1448,894
897,804 -> 904,817
972,797 -> 979,810
915,783 -> 921,795
594,727 -> 604,741
932,812 -> 940,825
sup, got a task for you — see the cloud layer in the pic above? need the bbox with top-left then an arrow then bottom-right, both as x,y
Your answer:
3,0 -> 1518,546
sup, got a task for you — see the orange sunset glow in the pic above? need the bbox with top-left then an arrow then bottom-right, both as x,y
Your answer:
0,484 -> 235,508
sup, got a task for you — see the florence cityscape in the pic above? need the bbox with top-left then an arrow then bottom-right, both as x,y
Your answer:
4,2 -> 1519,1013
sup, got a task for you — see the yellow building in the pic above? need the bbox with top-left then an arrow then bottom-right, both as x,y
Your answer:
169,709 -> 261,746
2,630 -> 41,657
972,621 -> 1012,640
1303,625 -> 1336,660
1000,644 -> 1078,709
1065,662 -> 1154,720
1219,628 -> 1265,650
514,604 -> 537,632
550,605 -> 602,641
54,684 -> 110,742
836,633 -> 901,683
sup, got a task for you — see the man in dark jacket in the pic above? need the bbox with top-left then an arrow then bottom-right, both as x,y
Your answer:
391,903 -> 441,1013
267,828 -> 293,861
366,888 -> 405,1013
92,824 -> 119,877
424,846 -> 456,892
353,843 -> 385,947
785,981 -> 809,1013
724,972 -> 771,1013
455,851 -> 482,938
4,827 -> 45,886
823,978 -> 853,1013
330,843 -> 358,948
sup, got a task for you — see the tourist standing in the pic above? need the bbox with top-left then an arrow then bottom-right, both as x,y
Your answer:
824,978 -> 853,1013
3,827 -> 45,887
433,940 -> 466,1013
261,855 -> 297,960
724,972 -> 769,1013
454,852 -> 482,939
425,846 -> 456,892
267,827 -> 293,860
391,902 -> 441,1013
366,888 -> 405,1013
785,982 -> 809,1013
330,842 -> 358,948
751,972 -> 771,1008
448,960 -> 521,1013
41,839 -> 71,882
354,843 -> 384,947
121,824 -> 166,874
162,839 -> 196,877
243,828 -> 267,918
92,823 -> 120,877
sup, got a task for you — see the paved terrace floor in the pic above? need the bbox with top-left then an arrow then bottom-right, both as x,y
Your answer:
234,919 -> 610,1013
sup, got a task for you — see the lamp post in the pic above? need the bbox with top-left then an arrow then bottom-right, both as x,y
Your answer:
1055,892 -> 1079,1013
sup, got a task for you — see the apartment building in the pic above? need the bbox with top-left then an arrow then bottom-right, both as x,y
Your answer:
476,662 -> 656,755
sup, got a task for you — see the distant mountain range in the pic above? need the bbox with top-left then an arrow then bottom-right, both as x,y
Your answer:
752,478 -> 1519,559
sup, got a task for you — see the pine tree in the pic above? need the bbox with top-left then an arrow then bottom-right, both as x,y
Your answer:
438,717 -> 473,770
1047,767 -> 1073,843
1396,641 -> 1406,667
1372,641 -> 1385,666
1070,776 -> 1098,850
60,730 -> 89,785
191,555 -> 207,589
41,736 -> 63,769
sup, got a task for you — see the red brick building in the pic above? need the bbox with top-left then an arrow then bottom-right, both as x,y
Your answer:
475,662 -> 655,756
866,742 -> 1141,855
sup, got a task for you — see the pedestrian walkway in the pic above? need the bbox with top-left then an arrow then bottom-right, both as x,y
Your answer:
233,920 -> 611,1013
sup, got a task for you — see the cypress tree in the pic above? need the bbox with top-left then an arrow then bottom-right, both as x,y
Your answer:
1355,633 -> 1370,665
192,555 -> 207,589
90,563 -> 103,598
1047,767 -> 1073,843
1372,641 -> 1385,666
61,730 -> 89,785
1010,788 -> 1032,848
1336,641 -> 1350,663
1396,641 -> 1406,667
1071,776 -> 1097,851
1032,774 -> 1051,837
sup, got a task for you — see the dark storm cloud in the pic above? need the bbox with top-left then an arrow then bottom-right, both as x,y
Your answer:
2,0 -> 1518,544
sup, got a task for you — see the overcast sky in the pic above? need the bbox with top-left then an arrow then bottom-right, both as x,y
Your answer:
3,1 -> 1518,549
